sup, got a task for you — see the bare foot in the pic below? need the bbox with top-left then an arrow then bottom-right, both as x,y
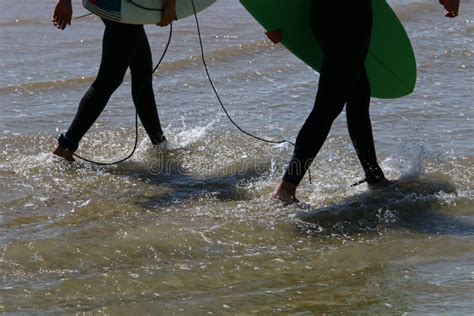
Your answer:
53,145 -> 75,162
154,139 -> 169,151
368,177 -> 396,191
272,180 -> 299,205
151,135 -> 168,149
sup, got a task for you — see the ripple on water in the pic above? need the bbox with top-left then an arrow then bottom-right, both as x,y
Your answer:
0,126 -> 473,313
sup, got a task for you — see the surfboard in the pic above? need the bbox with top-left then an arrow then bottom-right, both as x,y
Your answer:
82,0 -> 216,25
240,0 -> 417,99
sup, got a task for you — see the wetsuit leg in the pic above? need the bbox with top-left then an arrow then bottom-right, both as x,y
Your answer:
58,20 -> 164,151
129,27 -> 165,145
283,0 -> 383,186
346,69 -> 385,183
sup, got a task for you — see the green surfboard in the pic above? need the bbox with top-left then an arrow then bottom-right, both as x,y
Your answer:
240,0 -> 417,99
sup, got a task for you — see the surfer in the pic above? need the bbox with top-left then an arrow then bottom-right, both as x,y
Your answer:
270,0 -> 461,203
51,0 -> 177,161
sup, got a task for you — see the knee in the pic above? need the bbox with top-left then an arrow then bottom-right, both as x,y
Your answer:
313,99 -> 346,123
346,80 -> 371,113
93,75 -> 124,94
131,72 -> 152,88
130,65 -> 152,85
131,77 -> 152,96
324,103 -> 345,122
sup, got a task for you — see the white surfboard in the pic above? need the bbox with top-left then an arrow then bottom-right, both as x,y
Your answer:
82,0 -> 216,25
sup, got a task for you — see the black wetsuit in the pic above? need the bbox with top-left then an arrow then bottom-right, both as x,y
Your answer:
58,19 -> 165,152
283,0 -> 385,186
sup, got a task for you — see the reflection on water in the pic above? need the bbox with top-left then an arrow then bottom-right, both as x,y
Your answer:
294,176 -> 473,235
1,129 -> 473,313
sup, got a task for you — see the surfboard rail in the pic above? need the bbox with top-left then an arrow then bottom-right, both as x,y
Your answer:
82,0 -> 216,25
240,0 -> 417,99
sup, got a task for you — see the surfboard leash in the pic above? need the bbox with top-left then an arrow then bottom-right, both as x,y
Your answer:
74,13 -> 93,20
190,0 -> 312,184
351,178 -> 367,187
69,22 -> 173,166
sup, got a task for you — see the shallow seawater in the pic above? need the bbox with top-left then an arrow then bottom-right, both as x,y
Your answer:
0,0 -> 473,314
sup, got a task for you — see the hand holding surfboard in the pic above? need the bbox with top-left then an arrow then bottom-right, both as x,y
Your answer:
241,0 -> 418,99
52,0 -> 73,30
440,0 -> 460,17
157,0 -> 177,27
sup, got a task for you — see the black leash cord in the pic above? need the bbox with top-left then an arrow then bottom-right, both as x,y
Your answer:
190,0 -> 312,184
74,13 -> 94,20
190,0 -> 294,147
71,23 -> 173,166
